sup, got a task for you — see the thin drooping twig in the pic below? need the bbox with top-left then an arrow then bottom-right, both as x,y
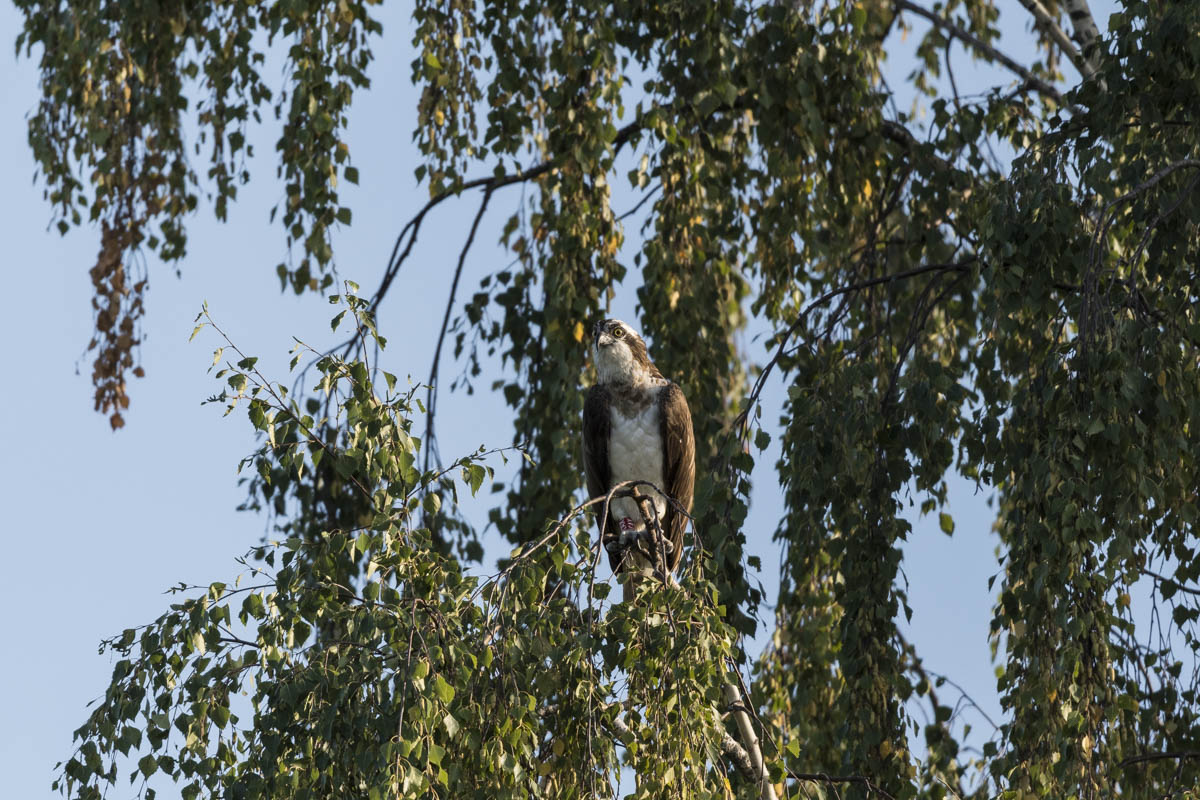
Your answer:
422,186 -> 494,480
616,184 -> 662,222
369,163 -> 553,315
1016,0 -> 1093,79
895,0 -> 1075,112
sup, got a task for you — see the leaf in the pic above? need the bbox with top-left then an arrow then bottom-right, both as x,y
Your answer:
938,513 -> 954,535
433,674 -> 455,704
465,464 -> 486,496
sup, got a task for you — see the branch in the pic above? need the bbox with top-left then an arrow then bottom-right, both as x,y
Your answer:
722,674 -> 779,800
1016,0 -> 1094,79
789,771 -> 898,800
1119,751 -> 1200,768
879,120 -> 966,179
895,0 -> 1076,112
1144,569 -> 1200,597
1063,0 -> 1102,75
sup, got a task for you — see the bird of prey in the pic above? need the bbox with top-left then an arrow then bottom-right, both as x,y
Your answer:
582,319 -> 695,601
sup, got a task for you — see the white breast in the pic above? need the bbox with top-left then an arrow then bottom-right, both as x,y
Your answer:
608,400 -> 667,530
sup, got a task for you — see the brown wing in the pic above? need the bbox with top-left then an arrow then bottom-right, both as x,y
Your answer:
583,385 -> 624,570
658,382 -> 695,573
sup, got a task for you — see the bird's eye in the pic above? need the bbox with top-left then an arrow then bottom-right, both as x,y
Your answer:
612,327 -> 625,338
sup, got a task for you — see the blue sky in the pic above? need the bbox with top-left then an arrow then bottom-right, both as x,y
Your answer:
0,3 -> 1117,797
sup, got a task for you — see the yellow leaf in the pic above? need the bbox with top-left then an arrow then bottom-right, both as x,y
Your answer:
573,321 -> 585,342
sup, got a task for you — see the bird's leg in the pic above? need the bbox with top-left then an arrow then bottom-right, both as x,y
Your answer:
631,488 -> 671,573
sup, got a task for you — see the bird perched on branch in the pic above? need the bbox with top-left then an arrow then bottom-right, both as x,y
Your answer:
582,319 -> 695,601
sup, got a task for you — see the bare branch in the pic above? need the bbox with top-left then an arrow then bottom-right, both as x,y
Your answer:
895,0 -> 1076,112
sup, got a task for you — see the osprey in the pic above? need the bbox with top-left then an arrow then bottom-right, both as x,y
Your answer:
582,319 -> 695,600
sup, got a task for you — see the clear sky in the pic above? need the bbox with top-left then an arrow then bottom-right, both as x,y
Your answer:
0,3 -> 1117,797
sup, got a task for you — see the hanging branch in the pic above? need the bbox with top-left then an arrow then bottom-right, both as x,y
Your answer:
368,115 -> 651,313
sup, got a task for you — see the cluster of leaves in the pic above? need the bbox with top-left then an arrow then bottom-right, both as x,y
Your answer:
17,0 -> 381,422
57,298 -> 743,800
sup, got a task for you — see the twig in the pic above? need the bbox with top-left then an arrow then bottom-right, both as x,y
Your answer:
421,186 -> 494,481
616,185 -> 661,222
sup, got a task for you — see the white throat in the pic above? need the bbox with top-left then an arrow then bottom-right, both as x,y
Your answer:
594,341 -> 656,387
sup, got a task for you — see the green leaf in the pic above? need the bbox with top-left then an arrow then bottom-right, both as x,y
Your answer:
433,674 -> 455,704
938,513 -> 954,535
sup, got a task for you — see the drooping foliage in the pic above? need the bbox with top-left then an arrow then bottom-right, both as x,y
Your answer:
25,0 -> 1200,797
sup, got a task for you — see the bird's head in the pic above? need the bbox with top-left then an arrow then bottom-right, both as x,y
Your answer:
592,318 -> 662,385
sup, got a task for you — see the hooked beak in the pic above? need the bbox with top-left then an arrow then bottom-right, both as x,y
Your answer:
595,332 -> 614,348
